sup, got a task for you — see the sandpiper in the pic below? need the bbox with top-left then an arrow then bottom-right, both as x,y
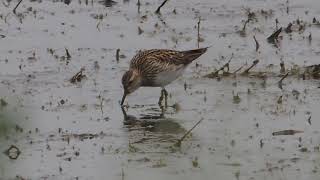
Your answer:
121,47 -> 208,106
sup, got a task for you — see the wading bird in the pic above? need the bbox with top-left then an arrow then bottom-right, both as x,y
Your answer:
121,47 -> 208,106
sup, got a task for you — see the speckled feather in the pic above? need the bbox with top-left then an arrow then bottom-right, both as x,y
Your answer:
129,48 -> 207,86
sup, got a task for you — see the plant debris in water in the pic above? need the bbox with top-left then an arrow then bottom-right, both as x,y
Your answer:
70,67 -> 86,83
267,27 -> 282,44
272,130 -> 303,136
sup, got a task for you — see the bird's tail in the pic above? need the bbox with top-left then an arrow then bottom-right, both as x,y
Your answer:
182,46 -> 210,64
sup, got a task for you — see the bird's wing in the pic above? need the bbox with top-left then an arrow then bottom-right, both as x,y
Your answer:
130,48 -> 208,72
129,48 -> 208,85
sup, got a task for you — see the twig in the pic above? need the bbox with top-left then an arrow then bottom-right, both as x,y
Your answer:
155,0 -> 169,14
278,72 -> 289,83
121,168 -> 125,180
308,33 -> 312,43
137,0 -> 141,14
313,17 -> 317,24
96,20 -> 102,32
13,0 -> 23,14
307,116 -> 311,125
197,17 -> 201,48
156,13 -> 168,26
239,18 -> 250,36
277,96 -> 282,104
99,92 -> 104,118
204,54 -> 233,78
138,26 -> 144,35
70,67 -> 86,83
4,13 -> 10,25
242,59 -> 259,74
253,36 -> 260,52
175,119 -> 203,147
116,49 -> 120,62
272,129 -> 303,136
267,27 -> 282,44
280,61 -> 285,74
259,139 -> 264,148
285,23 -> 292,33
242,19 -> 249,32
233,64 -> 246,74
278,72 -> 289,89
239,8 -> 255,36
65,48 -> 71,59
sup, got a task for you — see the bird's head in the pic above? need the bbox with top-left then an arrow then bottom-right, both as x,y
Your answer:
121,69 -> 142,105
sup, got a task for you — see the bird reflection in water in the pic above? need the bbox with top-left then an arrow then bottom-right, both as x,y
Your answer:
121,106 -> 186,145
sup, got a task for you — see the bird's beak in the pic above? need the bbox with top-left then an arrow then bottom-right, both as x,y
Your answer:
121,92 -> 127,106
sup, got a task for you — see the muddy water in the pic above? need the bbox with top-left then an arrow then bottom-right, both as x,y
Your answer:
0,0 -> 320,179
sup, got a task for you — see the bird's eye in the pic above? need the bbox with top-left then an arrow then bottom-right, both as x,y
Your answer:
128,80 -> 134,85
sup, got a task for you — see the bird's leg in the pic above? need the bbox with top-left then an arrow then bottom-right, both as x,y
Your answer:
163,88 -> 168,108
121,106 -> 128,120
158,89 -> 164,107
160,104 -> 165,116
158,88 -> 169,108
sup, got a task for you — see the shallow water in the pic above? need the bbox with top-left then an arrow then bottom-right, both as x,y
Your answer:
0,0 -> 320,179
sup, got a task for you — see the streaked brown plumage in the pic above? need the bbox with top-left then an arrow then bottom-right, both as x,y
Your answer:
121,47 -> 208,106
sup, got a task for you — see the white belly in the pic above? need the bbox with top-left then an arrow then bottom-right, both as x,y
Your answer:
154,67 -> 185,87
